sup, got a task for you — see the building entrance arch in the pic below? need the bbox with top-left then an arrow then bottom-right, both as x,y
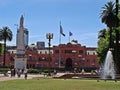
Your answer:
65,58 -> 72,71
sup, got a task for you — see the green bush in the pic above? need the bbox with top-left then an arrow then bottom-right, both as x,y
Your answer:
43,70 -> 48,73
0,68 -> 9,74
27,69 -> 54,74
27,69 -> 39,74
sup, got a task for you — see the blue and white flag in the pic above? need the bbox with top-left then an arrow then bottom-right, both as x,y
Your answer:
60,25 -> 65,36
69,31 -> 73,36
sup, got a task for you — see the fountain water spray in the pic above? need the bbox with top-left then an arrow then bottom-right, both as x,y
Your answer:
102,50 -> 115,79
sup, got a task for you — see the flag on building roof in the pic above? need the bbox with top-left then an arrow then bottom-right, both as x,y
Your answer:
60,24 -> 65,36
69,31 -> 73,36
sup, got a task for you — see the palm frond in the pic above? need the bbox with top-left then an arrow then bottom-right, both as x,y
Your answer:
0,26 -> 13,41
100,1 -> 116,27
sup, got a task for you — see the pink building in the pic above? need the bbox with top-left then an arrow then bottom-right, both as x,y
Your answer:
0,42 -> 99,71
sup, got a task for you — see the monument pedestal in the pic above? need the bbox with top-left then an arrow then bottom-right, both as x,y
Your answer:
14,56 -> 27,69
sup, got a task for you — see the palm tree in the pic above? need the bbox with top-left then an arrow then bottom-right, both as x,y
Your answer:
0,26 -> 13,66
100,1 -> 117,48
98,29 -> 106,39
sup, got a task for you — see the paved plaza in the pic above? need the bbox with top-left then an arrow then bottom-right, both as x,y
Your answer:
0,73 -> 66,81
0,74 -> 45,81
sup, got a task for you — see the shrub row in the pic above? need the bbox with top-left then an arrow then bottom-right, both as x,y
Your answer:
0,68 -> 54,74
0,68 -> 9,74
27,69 -> 54,74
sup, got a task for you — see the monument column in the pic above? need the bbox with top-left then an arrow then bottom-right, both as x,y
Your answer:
14,15 -> 27,69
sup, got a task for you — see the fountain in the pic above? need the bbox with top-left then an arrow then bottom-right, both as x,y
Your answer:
102,50 -> 115,79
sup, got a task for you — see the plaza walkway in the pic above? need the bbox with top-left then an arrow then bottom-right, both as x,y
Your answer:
0,74 -> 45,81
0,73 -> 66,81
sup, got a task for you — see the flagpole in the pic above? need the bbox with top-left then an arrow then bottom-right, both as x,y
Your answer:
59,21 -> 66,69
69,31 -> 70,43
59,34 -> 61,68
59,21 -> 61,69
59,21 -> 61,44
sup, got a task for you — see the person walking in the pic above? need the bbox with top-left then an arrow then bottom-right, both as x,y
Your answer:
17,69 -> 21,78
24,68 -> 28,80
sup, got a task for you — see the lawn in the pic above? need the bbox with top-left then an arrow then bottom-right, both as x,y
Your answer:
0,78 -> 119,90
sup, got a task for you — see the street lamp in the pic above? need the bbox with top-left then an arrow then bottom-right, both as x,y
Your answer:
46,33 -> 53,76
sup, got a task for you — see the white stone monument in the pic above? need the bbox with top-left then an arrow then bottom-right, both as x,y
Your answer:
14,15 -> 27,69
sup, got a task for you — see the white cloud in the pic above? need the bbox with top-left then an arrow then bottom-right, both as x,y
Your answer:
75,32 -> 98,47
29,35 -> 41,38
78,32 -> 97,41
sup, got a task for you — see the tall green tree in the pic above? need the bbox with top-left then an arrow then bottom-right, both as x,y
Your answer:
98,1 -> 120,73
101,1 -> 116,26
100,1 -> 117,48
98,29 -> 106,39
0,43 -> 2,56
0,43 -> 4,56
96,28 -> 109,63
97,1 -> 117,63
0,26 -> 13,66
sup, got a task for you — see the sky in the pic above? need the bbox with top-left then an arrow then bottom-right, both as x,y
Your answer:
0,0 -> 115,47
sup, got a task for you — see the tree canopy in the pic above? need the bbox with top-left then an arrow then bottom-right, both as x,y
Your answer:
97,1 -> 120,64
0,26 -> 13,66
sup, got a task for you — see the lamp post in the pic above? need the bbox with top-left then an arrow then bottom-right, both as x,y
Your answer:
46,33 -> 53,76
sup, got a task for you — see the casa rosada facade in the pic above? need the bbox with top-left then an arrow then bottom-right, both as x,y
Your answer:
0,43 -> 99,71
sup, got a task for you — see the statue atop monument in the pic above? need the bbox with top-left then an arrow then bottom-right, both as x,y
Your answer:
20,15 -> 24,27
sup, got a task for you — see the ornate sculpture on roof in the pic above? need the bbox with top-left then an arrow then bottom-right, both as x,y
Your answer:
20,15 -> 24,27
71,39 -> 78,44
